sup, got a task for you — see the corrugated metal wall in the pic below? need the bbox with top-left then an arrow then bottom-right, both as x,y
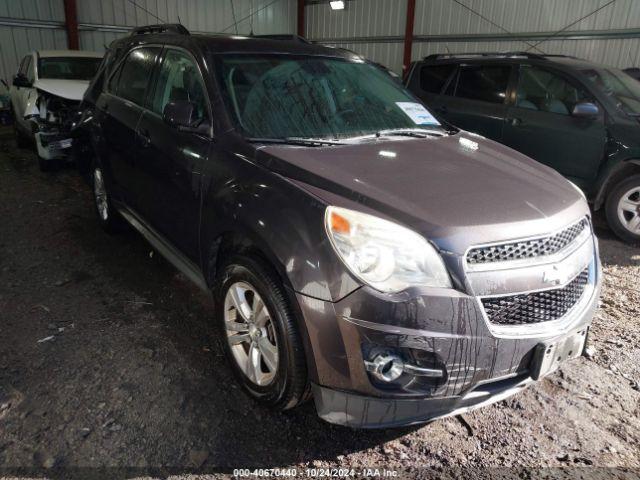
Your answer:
412,0 -> 640,68
0,0 -> 296,87
305,0 -> 407,73
78,0 -> 297,52
306,0 -> 640,73
0,0 -> 67,87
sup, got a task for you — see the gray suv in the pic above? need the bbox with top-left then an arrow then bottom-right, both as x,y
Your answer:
77,25 -> 601,428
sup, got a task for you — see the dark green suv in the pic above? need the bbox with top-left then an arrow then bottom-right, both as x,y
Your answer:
406,53 -> 640,244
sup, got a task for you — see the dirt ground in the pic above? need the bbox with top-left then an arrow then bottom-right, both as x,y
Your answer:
0,127 -> 639,480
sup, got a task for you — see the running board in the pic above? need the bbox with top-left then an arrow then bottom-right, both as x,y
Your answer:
116,204 -> 209,292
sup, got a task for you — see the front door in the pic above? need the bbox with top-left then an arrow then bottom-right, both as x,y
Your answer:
502,65 -> 606,187
134,48 -> 211,261
11,55 -> 36,132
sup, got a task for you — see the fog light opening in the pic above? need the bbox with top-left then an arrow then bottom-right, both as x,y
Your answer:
365,353 -> 404,382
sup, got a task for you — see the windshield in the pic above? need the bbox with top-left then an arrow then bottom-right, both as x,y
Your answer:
38,57 -> 102,81
216,54 -> 443,140
582,67 -> 640,115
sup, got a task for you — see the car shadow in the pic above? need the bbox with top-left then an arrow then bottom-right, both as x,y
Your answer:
61,177 -> 415,468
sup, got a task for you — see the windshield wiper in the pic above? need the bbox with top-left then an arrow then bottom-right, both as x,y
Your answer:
247,137 -> 345,146
376,128 -> 446,138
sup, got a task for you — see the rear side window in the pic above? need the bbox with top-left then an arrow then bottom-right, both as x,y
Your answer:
114,47 -> 160,105
454,65 -> 510,104
420,64 -> 456,93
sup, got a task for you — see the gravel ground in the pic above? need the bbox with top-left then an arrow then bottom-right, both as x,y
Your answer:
0,128 -> 639,480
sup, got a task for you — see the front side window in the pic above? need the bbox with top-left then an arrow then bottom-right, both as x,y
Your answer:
582,67 -> 640,116
152,49 -> 209,123
420,64 -> 456,94
38,57 -> 101,81
216,54 -> 444,139
454,65 -> 510,104
26,57 -> 35,83
516,66 -> 590,115
18,55 -> 30,76
114,47 -> 160,105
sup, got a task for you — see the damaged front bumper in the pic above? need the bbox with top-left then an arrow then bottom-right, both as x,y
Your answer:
298,237 -> 601,428
25,89 -> 81,161
35,129 -> 74,160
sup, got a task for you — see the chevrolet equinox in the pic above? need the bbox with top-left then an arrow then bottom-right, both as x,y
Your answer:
76,25 -> 601,428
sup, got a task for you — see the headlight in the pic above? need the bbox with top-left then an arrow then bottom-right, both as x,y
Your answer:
325,206 -> 452,293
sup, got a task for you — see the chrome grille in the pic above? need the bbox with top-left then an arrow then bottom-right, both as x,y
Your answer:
481,268 -> 589,326
467,218 -> 589,265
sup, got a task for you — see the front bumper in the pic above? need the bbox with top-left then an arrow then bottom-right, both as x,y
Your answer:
35,131 -> 73,160
298,246 -> 601,428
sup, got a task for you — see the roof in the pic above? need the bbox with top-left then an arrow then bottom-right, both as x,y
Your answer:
110,31 -> 360,61
37,50 -> 103,58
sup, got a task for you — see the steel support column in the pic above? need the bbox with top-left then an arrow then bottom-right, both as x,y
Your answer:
298,0 -> 305,38
402,0 -> 416,79
63,0 -> 79,50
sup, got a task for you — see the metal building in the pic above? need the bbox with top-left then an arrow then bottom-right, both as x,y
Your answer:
1,0 -> 640,82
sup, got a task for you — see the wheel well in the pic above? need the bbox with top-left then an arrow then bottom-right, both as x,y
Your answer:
206,231 -> 287,290
595,160 -> 640,210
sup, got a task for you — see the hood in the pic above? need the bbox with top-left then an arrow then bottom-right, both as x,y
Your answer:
257,133 -> 589,253
34,79 -> 90,101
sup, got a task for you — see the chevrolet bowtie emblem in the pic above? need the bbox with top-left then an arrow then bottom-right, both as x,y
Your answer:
543,265 -> 564,286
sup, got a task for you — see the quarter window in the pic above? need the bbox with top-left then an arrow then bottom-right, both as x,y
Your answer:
454,65 -> 510,104
420,64 -> 456,94
151,49 -> 209,123
114,47 -> 160,105
515,66 -> 590,115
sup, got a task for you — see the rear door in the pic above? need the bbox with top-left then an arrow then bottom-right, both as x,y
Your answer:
432,63 -> 512,142
502,65 -> 606,186
95,46 -> 161,207
134,47 -> 211,260
407,62 -> 457,108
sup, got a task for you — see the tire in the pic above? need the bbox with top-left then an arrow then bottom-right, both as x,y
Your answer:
13,121 -> 31,149
91,163 -> 123,234
38,155 -> 54,172
214,254 -> 309,411
605,174 -> 640,245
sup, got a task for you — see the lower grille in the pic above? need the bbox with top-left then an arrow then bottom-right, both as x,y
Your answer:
481,268 -> 589,326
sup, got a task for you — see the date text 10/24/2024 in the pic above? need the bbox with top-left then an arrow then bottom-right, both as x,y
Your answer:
233,468 -> 399,477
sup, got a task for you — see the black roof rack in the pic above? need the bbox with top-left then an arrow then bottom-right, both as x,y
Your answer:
130,24 -> 190,37
423,52 -> 580,61
251,34 -> 310,43
424,52 -> 546,61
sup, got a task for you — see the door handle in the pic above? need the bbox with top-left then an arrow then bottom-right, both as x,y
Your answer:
137,130 -> 151,148
508,117 -> 523,126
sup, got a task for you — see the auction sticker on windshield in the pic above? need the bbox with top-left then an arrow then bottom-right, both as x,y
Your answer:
396,102 -> 441,126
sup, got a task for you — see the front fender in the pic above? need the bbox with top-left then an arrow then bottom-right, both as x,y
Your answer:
199,150 -> 361,303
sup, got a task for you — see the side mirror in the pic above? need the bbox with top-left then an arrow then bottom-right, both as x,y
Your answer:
163,100 -> 196,128
12,74 -> 32,88
572,101 -> 599,118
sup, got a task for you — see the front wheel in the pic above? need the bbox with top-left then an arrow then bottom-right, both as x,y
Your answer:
605,174 -> 640,244
214,255 -> 309,411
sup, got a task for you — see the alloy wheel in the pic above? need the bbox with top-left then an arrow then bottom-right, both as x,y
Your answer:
224,281 -> 279,387
93,168 -> 109,221
616,186 -> 640,235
